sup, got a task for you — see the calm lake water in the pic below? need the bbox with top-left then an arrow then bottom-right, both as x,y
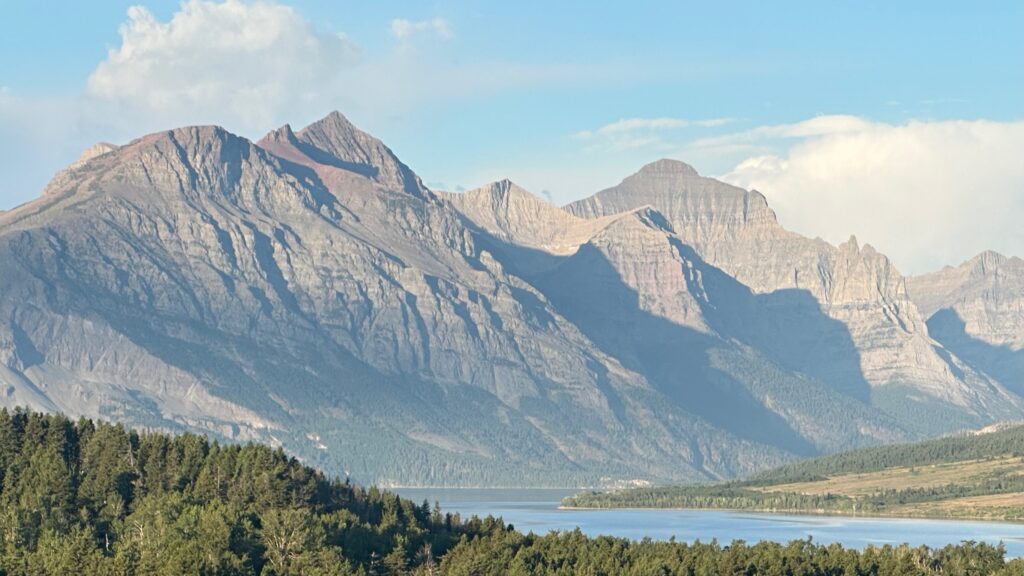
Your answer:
395,488 -> 1024,557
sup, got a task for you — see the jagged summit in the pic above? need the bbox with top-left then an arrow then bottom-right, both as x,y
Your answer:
450,179 -> 550,207
908,249 -> 1024,395
473,178 -> 529,198
909,249 -> 1024,319
966,250 -> 1014,272
260,122 -> 299,145
258,111 -> 429,198
293,110 -> 361,153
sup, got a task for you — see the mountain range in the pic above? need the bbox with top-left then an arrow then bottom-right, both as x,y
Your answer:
0,111 -> 1020,486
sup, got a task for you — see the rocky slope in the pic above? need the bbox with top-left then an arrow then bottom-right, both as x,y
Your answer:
0,114 -> 801,486
0,115 -> 1019,486
565,160 -> 1019,431
908,252 -> 1024,396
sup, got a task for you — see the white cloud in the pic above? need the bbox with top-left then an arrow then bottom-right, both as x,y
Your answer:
719,116 -> 1024,274
574,116 -> 733,151
390,18 -> 453,40
87,0 -> 357,132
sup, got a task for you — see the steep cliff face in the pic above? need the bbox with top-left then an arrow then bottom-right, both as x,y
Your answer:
908,252 -> 1024,396
448,177 -> 910,454
565,160 -> 1020,426
533,208 -> 906,454
0,114 -> 800,486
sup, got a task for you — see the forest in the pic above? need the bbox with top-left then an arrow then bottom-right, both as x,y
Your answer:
0,408 -> 1023,575
563,424 -> 1024,521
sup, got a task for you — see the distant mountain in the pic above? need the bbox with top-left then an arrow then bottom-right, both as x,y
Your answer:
0,111 -> 1019,486
908,251 -> 1024,396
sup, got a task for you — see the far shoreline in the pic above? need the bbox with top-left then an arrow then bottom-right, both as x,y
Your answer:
557,504 -> 1024,526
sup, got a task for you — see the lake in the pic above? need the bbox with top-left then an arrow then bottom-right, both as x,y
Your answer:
395,488 -> 1024,557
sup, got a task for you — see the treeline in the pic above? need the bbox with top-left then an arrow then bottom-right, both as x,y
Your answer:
750,424 -> 1024,485
563,478 -> 1024,520
0,408 -> 497,575
563,485 -> 859,514
2,408 -> 1024,575
440,531 -> 1023,576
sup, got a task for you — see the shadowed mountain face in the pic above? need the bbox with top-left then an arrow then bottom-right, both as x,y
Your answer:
908,252 -> 1024,397
0,114 -> 1019,486
565,160 -> 1020,430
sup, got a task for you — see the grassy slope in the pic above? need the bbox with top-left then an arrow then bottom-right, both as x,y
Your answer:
564,423 -> 1024,520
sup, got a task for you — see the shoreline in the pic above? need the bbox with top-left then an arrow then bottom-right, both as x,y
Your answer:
557,505 -> 1024,525
387,486 -> 583,490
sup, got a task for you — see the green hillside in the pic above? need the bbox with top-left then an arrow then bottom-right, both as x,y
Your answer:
564,424 -> 1024,520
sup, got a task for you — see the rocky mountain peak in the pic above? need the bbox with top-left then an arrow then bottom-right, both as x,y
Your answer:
257,111 -> 429,198
260,123 -> 299,146
453,179 -> 553,211
483,178 -> 528,199
908,250 -> 1024,393
71,142 -> 119,168
837,235 -> 881,258
636,158 -> 700,177
134,125 -> 246,154
566,159 -> 782,248
967,250 -> 1011,275
295,110 -> 359,147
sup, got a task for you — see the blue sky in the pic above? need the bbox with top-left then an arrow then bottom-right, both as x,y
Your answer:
1,1 -> 1022,272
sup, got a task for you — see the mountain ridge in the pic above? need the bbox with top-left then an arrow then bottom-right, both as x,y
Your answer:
0,114 -> 1020,486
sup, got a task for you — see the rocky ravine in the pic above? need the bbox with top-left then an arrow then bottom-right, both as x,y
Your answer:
0,112 -> 1019,486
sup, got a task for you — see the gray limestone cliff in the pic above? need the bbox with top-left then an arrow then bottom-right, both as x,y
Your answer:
565,159 -> 1020,430
909,252 -> 1024,396
0,123 -> 1019,486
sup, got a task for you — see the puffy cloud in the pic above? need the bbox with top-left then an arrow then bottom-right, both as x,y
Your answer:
82,2 -> 613,136
719,116 -> 1024,274
574,116 -> 733,151
87,0 -> 357,132
390,18 -> 453,40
